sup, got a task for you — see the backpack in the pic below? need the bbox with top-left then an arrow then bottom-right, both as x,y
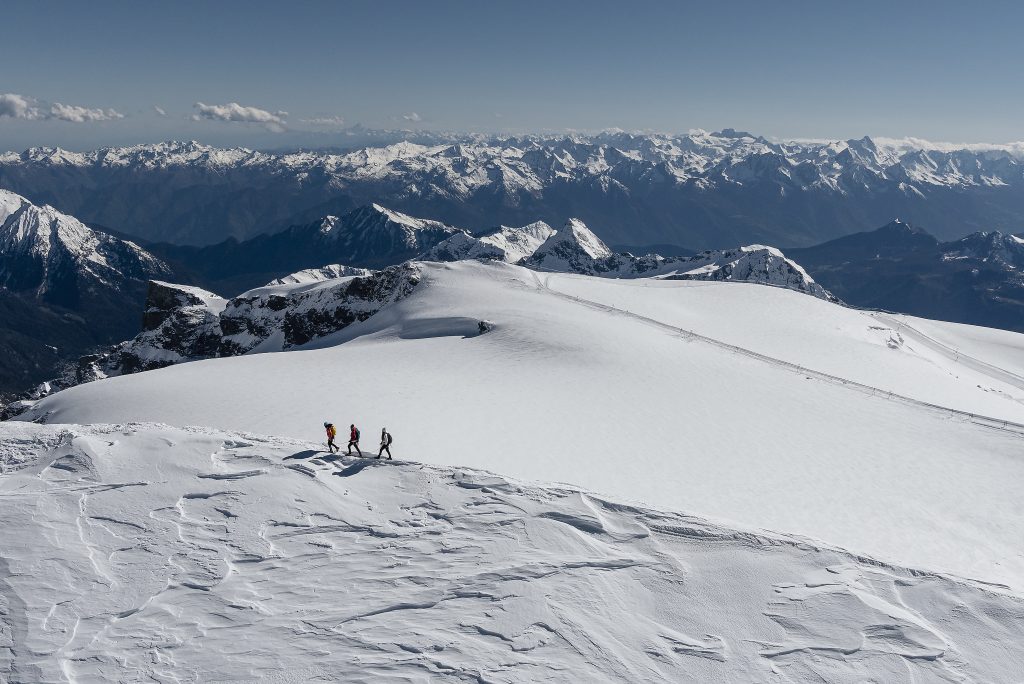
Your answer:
386,432 -> 393,445
354,427 -> 360,440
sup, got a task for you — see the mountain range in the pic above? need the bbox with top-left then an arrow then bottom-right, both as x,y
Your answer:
3,187 -> 1022,403
789,220 -> 1024,331
5,214 -> 832,409
3,131 -> 1024,250
0,190 -> 169,395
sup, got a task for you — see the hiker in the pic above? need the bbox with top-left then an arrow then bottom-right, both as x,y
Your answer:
324,422 -> 339,453
377,427 -> 393,460
348,424 -> 362,456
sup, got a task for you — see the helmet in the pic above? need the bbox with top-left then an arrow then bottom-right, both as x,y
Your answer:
324,422 -> 330,427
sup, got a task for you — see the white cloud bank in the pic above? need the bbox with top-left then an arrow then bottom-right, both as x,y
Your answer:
402,112 -> 422,123
0,93 -> 124,122
192,102 -> 288,132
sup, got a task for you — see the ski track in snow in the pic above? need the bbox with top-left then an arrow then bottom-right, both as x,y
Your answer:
1,423 -> 1022,682
535,272 -> 1024,434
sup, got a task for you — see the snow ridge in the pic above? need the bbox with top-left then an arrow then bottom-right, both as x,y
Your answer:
0,421 -> 1021,682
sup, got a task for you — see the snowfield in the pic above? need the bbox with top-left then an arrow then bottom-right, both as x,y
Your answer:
1,422 -> 1022,682
19,261 -> 1024,597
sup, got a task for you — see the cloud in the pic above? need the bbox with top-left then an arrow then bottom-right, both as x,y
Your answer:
300,115 -> 346,129
872,136 -> 1024,159
192,102 -> 288,132
0,93 -> 38,119
49,102 -> 124,122
0,93 -> 123,122
153,105 -> 168,117
402,112 -> 422,123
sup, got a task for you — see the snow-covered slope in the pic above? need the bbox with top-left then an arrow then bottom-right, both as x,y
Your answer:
0,189 -> 168,302
21,261 -> 1024,593
318,204 -> 462,259
266,263 -> 372,285
4,131 -> 1024,247
1,422 -> 1021,682
424,220 -> 556,263
520,219 -> 834,299
524,218 -> 614,270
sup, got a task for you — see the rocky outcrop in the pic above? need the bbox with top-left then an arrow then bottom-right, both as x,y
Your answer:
8,264 -> 421,409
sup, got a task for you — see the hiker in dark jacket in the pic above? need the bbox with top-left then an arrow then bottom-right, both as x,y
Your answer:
377,428 -> 393,460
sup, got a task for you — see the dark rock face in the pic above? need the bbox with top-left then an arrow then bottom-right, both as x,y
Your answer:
146,204 -> 461,293
0,190 -> 171,395
8,264 -> 422,410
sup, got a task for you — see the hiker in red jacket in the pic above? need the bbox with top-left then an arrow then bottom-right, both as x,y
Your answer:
347,424 -> 362,456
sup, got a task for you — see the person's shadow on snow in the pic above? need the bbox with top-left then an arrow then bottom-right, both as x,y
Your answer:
333,460 -> 374,477
284,450 -> 320,461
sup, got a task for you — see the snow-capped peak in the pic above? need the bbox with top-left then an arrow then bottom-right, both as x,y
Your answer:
423,220 -> 556,264
266,264 -> 373,286
523,218 -> 613,272
0,189 -> 169,299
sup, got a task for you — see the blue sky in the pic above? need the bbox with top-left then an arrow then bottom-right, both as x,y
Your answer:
2,0 -> 1022,150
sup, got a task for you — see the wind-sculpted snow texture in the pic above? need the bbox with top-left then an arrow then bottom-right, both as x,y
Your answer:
1,422 -> 1021,682
22,262 -> 1024,594
4,132 -> 1024,247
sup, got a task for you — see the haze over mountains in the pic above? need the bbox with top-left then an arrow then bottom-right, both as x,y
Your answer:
3,130 -> 1024,250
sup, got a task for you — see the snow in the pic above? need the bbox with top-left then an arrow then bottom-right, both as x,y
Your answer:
148,280 -> 228,312
21,260 -> 1024,595
265,264 -> 372,286
6,132 -> 1024,211
427,221 -> 557,264
1,421 -> 1021,682
545,274 -> 1024,422
0,189 -> 169,289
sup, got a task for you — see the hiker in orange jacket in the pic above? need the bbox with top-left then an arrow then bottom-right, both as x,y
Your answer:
324,422 -> 339,453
